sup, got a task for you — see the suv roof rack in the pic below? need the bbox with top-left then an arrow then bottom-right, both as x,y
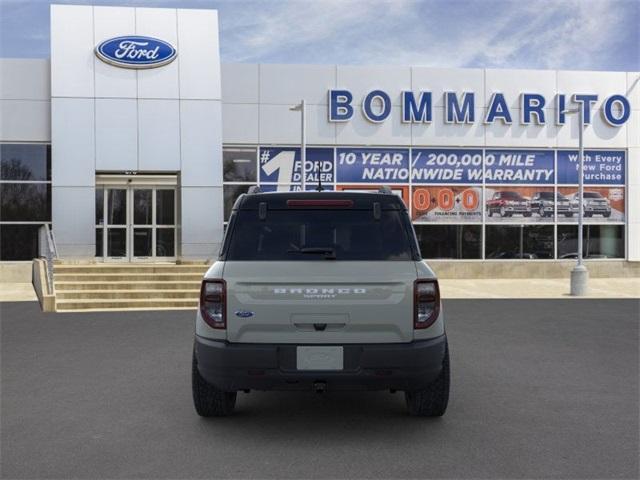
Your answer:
378,185 -> 393,195
247,186 -> 262,194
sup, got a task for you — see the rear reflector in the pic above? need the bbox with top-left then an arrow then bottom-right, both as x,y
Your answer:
286,199 -> 354,208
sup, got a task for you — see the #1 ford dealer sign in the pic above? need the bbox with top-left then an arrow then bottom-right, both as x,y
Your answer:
95,35 -> 177,69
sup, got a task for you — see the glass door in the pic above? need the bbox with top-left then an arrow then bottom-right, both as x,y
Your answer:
96,184 -> 176,262
104,188 -> 128,261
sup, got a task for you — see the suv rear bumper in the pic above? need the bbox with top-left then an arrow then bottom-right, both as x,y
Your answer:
194,334 -> 447,392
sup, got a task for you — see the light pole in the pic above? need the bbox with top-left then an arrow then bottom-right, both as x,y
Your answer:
289,100 -> 306,191
564,104 -> 588,295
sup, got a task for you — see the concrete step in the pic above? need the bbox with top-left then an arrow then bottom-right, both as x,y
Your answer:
55,298 -> 198,311
54,264 -> 209,274
54,273 -> 204,282
56,289 -> 199,300
55,281 -> 201,291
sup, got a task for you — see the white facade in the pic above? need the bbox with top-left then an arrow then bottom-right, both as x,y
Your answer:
0,4 -> 638,263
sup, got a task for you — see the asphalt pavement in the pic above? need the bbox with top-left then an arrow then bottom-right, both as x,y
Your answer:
1,300 -> 638,479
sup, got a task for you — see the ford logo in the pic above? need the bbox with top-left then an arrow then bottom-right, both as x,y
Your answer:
95,36 -> 177,69
235,310 -> 254,318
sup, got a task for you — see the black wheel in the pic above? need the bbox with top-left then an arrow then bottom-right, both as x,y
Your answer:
192,351 -> 237,417
565,213 -> 573,217
487,207 -> 493,217
523,212 -> 532,217
603,211 -> 611,218
538,206 -> 545,217
405,342 -> 450,417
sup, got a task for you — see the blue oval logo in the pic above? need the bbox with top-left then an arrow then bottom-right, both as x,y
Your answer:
235,310 -> 254,318
95,36 -> 177,69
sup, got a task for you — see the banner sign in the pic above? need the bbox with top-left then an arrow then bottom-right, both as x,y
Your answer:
557,150 -> 625,185
411,149 -> 483,184
259,147 -> 334,185
336,148 -> 409,183
412,186 -> 482,222
557,187 -> 624,222
484,150 -> 554,184
260,184 -> 334,192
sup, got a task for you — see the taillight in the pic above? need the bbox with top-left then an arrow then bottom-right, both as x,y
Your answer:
200,279 -> 226,329
414,279 -> 440,329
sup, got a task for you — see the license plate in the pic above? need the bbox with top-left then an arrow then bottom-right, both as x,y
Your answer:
296,346 -> 343,371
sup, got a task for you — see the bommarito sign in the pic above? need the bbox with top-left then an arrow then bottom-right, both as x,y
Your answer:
328,90 -> 631,126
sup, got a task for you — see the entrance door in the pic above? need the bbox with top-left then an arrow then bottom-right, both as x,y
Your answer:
96,184 -> 176,262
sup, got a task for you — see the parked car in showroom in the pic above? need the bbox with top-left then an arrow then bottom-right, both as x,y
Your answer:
569,191 -> 612,217
192,188 -> 449,417
530,191 -> 575,218
486,191 -> 532,218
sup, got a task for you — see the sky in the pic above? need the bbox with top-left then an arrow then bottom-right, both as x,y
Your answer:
0,0 -> 638,71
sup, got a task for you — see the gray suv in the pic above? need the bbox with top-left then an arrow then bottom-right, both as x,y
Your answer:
192,188 -> 449,417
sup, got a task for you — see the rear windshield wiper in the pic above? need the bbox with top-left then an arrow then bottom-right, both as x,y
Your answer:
286,247 -> 337,259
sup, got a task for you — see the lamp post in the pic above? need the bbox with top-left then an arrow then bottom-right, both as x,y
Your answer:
289,100 -> 306,191
564,104 -> 588,295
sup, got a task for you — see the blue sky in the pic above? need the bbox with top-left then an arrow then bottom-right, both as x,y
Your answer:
0,0 -> 638,70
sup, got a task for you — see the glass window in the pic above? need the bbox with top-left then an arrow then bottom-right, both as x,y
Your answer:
156,228 -> 175,257
557,225 -> 624,259
486,225 -> 554,259
156,190 -> 175,225
107,228 -> 126,257
95,228 -> 103,257
0,224 -> 40,260
223,148 -> 257,182
415,225 -> 482,259
133,189 -> 152,225
0,144 -> 50,181
107,189 -> 127,225
226,210 -> 415,261
95,188 -> 104,226
223,184 -> 253,220
0,183 -> 51,221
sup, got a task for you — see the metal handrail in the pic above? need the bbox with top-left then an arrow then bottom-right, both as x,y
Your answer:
38,224 -> 58,294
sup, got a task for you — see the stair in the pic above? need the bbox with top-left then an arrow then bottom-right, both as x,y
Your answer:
53,263 -> 209,312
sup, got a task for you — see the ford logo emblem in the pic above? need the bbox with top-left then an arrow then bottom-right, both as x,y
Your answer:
235,310 -> 254,318
95,36 -> 177,69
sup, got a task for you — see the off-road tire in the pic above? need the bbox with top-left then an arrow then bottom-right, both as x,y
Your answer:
405,342 -> 450,417
192,352 -> 237,417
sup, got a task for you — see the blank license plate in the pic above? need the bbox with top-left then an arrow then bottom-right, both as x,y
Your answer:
296,346 -> 343,371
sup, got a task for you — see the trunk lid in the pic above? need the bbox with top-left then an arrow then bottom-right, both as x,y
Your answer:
223,261 -> 417,344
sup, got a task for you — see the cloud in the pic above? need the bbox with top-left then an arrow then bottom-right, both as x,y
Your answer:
0,0 -> 637,70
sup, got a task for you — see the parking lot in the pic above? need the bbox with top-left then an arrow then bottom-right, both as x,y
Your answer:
1,299 -> 638,479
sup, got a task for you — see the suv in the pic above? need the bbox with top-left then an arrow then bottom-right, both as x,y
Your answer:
192,189 -> 449,417
486,191 -> 532,217
570,191 -> 611,217
530,192 -> 575,218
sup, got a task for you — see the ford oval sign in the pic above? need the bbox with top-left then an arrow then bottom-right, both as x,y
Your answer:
95,36 -> 177,69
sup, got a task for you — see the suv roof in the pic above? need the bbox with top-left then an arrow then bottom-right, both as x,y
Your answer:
233,190 -> 407,211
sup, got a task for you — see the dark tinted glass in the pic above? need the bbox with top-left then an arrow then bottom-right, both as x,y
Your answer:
107,189 -> 126,225
501,191 -> 524,200
0,224 -> 40,260
95,188 -> 104,225
156,228 -> 175,257
133,190 -> 152,225
223,148 -> 257,181
156,190 -> 175,225
95,228 -> 103,257
486,225 -> 553,259
0,183 -> 51,221
415,225 -> 482,259
107,228 -> 126,257
133,228 -> 152,256
557,225 -> 624,259
226,210 -> 415,261
0,144 -> 50,181
223,185 -> 253,220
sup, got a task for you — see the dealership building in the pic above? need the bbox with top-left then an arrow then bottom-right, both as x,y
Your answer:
1,4 -> 639,273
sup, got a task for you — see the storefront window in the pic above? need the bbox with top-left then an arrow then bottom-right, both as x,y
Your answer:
223,184 -> 254,220
1,144 -> 51,181
557,225 -> 624,259
0,225 -> 41,260
486,225 -> 554,259
0,183 -> 51,222
415,225 -> 482,259
223,148 -> 257,182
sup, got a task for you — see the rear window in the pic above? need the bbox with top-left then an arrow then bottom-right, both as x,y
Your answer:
224,209 -> 417,261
